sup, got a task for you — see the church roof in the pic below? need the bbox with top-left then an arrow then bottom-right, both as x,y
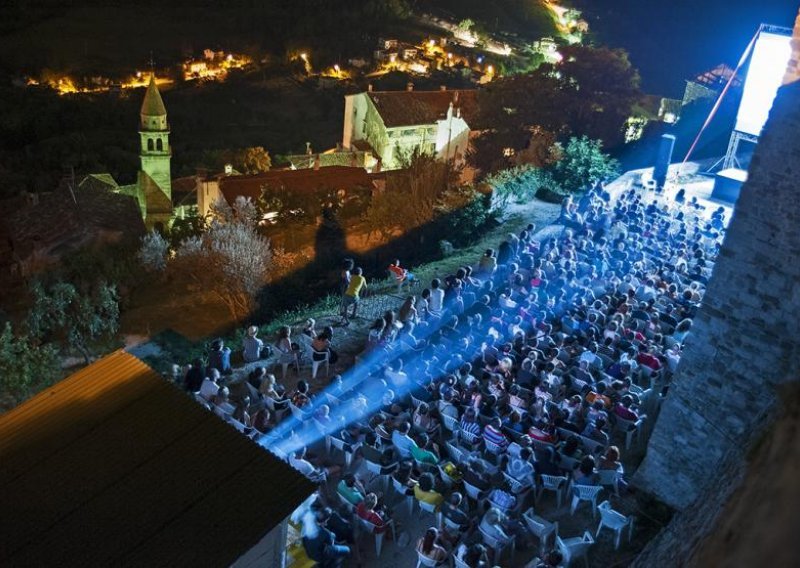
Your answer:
366,89 -> 478,128
0,350 -> 315,567
141,75 -> 167,117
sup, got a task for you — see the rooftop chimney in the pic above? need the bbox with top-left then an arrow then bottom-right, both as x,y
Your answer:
440,85 -> 447,91
406,82 -> 414,92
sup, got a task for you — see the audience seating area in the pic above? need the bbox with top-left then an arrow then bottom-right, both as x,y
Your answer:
178,183 -> 728,567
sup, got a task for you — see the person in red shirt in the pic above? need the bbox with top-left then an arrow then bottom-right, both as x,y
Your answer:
356,493 -> 389,534
636,346 -> 662,371
614,395 -> 640,421
388,259 -> 416,284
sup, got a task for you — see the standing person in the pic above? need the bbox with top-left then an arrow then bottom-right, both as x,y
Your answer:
341,267 -> 366,326
208,339 -> 232,375
339,258 -> 354,301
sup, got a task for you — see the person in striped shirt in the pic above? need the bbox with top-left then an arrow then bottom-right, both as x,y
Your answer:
460,407 -> 481,438
483,417 -> 509,450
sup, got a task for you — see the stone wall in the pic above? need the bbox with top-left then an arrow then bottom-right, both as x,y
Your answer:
634,81 -> 800,508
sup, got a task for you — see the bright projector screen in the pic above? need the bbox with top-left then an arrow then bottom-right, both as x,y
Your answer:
735,31 -> 792,137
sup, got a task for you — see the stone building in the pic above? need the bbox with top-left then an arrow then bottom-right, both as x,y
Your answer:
118,75 -> 175,230
632,17 -> 800,564
342,87 -> 478,172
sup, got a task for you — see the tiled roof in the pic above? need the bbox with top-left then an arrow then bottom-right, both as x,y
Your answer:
219,166 -> 376,204
367,89 -> 478,127
0,350 -> 315,567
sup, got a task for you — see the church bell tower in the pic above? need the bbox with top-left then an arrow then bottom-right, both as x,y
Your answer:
139,75 -> 172,200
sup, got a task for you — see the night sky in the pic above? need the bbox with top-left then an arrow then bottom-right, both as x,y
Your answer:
580,0 -> 799,96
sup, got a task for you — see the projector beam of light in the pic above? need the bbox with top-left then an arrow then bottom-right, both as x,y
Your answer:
259,305 -> 481,459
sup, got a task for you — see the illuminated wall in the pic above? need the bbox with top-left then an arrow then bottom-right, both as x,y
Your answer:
735,31 -> 792,136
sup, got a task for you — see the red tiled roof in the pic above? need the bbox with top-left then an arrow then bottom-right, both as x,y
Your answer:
0,350 -> 314,567
367,89 -> 478,127
219,166 -> 375,204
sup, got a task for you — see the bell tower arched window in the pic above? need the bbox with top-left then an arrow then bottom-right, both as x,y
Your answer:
156,139 -> 163,152
147,139 -> 154,152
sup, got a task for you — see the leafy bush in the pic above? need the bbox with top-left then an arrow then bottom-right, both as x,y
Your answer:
138,230 -> 169,272
0,323 -> 61,407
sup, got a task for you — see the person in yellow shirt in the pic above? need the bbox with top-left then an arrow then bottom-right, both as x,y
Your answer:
341,267 -> 366,325
414,472 -> 444,510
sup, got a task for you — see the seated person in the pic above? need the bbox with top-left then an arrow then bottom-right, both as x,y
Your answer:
303,507 -> 351,568
290,380 -> 311,408
456,543 -> 490,568
289,447 -> 339,482
573,455 -> 599,486
414,472 -> 444,509
207,338 -> 232,375
582,417 -> 610,446
479,507 -> 515,546
391,421 -> 418,459
412,403 -> 440,436
337,474 -> 366,506
488,481 -> 518,512
183,359 -> 205,392
410,433 -> 439,466
462,458 -> 491,492
507,448 -> 535,488
242,325 -> 265,363
356,493 -> 390,533
460,407 -> 482,441
614,395 -> 640,421
199,368 -> 222,401
483,417 -> 509,451
557,435 -> 584,461
389,259 -> 416,283
416,527 -> 448,566
441,492 -> 471,532
392,461 -> 419,496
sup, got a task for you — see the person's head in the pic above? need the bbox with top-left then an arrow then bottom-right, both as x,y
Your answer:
417,432 -> 430,448
605,445 -> 620,463
419,472 -> 435,492
464,407 -> 476,421
364,492 -> 378,510
432,278 -> 441,289
343,258 -> 354,270
421,527 -> 438,553
485,248 -> 494,258
278,325 -> 291,339
353,267 -> 363,276
564,435 -> 580,455
520,447 -> 533,461
297,380 -> 308,394
208,367 -> 221,381
580,455 -> 596,475
247,325 -> 259,337
343,473 -> 357,488
399,421 -> 411,434
315,506 -> 332,526
417,402 -> 429,416
393,259 -> 401,266
450,492 -> 463,507
211,338 -> 223,351
490,416 -> 502,429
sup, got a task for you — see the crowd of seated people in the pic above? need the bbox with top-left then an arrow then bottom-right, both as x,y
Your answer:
178,183 -> 726,566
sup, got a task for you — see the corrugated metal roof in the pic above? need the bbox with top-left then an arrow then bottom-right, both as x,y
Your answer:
0,350 -> 315,567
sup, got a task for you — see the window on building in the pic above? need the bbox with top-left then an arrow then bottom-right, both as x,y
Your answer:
147,139 -> 154,151
156,139 -> 163,151
401,129 -> 416,137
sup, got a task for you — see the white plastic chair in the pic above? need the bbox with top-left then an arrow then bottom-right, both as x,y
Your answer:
417,499 -> 442,527
536,474 -> 569,509
557,531 -> 594,568
329,435 -> 354,468
570,484 -> 603,518
453,555 -> 470,568
288,401 -> 310,422
614,415 -> 646,450
460,428 -> 481,447
310,348 -> 330,379
479,525 -> 515,564
391,476 -> 415,516
441,413 -> 461,437
445,441 -> 466,465
463,480 -> 487,507
597,468 -> 622,496
596,500 -> 635,549
483,438 -> 506,456
523,508 -> 559,557
410,393 -> 425,409
364,458 -> 390,493
357,516 -> 392,557
415,550 -> 439,568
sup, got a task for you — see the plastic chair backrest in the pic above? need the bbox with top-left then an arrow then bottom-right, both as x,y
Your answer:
463,481 -> 484,501
416,551 -> 439,567
541,474 -> 567,490
574,484 -> 602,500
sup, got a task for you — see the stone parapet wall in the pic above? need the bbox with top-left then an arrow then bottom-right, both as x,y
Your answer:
634,76 -> 800,507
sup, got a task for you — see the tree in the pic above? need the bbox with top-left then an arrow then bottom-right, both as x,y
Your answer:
0,322 -> 60,406
469,46 -> 641,177
172,196 -> 272,322
137,230 -> 169,272
199,146 -> 272,174
550,136 -> 620,194
27,281 -> 120,364
457,18 -> 475,33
